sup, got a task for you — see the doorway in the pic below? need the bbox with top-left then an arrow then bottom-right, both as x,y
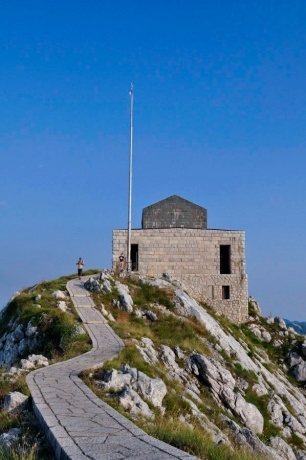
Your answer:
131,244 -> 138,271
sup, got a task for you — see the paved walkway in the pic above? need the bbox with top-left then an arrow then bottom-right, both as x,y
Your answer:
26,277 -> 198,460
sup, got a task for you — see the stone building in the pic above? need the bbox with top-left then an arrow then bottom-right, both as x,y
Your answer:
112,195 -> 248,323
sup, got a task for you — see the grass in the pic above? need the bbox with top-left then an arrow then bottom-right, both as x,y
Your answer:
1,270 -> 303,460
0,271 -> 98,459
143,417 -> 267,460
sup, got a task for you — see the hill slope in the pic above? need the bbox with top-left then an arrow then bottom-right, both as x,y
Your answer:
1,271 -> 306,460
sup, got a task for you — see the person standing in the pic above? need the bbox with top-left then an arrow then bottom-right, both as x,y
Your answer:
118,252 -> 126,272
76,257 -> 85,279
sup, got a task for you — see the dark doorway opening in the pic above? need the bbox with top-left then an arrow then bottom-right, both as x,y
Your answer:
220,245 -> 231,274
222,286 -> 230,300
131,244 -> 138,271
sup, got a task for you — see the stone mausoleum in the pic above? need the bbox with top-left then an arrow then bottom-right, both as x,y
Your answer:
112,195 -> 248,323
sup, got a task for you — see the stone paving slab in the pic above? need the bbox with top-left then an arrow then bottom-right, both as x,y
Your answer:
26,276 -> 199,459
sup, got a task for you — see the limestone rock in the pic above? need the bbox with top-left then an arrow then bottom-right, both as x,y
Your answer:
57,301 -> 68,312
13,324 -> 24,341
132,373 -> 167,408
99,369 -> 132,392
269,436 -> 296,460
52,290 -> 67,299
84,277 -> 102,292
101,304 -> 115,322
139,277 -> 172,289
115,281 -> 133,313
119,387 -> 154,419
223,417 -> 282,459
249,296 -> 262,316
274,317 -> 287,330
72,325 -> 86,337
188,354 -> 263,434
144,310 -> 158,322
135,337 -> 158,364
25,321 -> 37,337
252,383 -> 268,397
20,354 -> 49,370
262,331 -> 272,343
3,391 -> 28,412
267,398 -> 285,427
301,342 -> 306,358
296,450 -> 306,460
0,428 -> 21,447
292,361 -> 306,382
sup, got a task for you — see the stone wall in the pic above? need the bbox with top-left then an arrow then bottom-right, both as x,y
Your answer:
142,195 -> 207,229
112,228 -> 248,324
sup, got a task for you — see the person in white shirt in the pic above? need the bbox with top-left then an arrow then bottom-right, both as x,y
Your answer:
76,257 -> 85,279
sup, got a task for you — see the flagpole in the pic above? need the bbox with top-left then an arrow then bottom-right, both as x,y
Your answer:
127,84 -> 134,272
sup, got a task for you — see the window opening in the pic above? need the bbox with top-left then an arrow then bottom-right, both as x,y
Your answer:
222,286 -> 230,300
220,245 -> 231,274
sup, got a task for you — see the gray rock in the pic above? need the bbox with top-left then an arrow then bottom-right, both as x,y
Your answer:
267,398 -> 285,427
188,354 -> 263,433
3,343 -> 19,369
275,317 -> 287,330
84,278 -> 102,292
18,338 -> 29,355
266,316 -> 275,324
301,342 -> 306,358
72,325 -> 86,337
0,428 -> 21,447
287,351 -> 302,369
135,337 -> 158,364
262,331 -> 272,343
99,369 -> 132,392
3,391 -> 28,412
25,321 -> 37,337
119,387 -> 154,419
174,345 -> 185,359
13,324 -> 24,341
296,450 -> 306,460
115,281 -> 133,313
139,277 -> 172,289
235,377 -> 249,393
144,310 -> 158,322
162,273 -> 184,289
269,436 -> 296,460
248,296 -> 262,316
52,290 -> 67,299
132,372 -> 167,408
57,301 -> 68,312
292,361 -> 306,382
223,416 -> 282,459
20,354 -> 49,370
252,383 -> 268,397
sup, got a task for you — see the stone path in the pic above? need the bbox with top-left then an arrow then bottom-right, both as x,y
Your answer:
26,277 -> 198,460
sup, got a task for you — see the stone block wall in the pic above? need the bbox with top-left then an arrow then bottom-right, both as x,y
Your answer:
142,195 -> 207,229
112,228 -> 248,324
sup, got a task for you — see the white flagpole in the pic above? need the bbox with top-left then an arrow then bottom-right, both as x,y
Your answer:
127,84 -> 134,272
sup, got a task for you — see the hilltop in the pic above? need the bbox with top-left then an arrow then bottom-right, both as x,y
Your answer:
1,271 -> 306,459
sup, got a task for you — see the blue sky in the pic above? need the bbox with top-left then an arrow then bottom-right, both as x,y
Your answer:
0,1 -> 305,319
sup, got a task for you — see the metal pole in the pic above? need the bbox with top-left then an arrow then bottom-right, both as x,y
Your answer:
127,84 -> 134,272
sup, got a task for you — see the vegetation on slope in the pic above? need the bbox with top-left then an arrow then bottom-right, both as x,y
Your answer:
0,271 -> 96,459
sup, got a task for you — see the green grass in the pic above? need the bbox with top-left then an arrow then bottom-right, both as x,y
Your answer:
0,271 -> 98,459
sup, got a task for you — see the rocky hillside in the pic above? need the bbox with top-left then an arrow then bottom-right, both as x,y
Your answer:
1,271 -> 306,460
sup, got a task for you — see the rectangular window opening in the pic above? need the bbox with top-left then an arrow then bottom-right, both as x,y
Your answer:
220,245 -> 231,274
222,285 -> 230,300
131,244 -> 139,271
